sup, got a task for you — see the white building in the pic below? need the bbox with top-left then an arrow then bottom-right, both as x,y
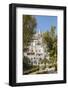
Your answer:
24,29 -> 49,66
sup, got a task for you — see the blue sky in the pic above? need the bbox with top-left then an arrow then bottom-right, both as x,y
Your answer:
34,15 -> 57,32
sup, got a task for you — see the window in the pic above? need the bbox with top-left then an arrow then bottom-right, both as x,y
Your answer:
36,50 -> 37,52
34,61 -> 37,64
34,57 -> 35,59
31,58 -> 33,60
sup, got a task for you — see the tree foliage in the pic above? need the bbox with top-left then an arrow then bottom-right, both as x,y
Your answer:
42,26 -> 57,64
23,56 -> 31,71
23,15 -> 37,48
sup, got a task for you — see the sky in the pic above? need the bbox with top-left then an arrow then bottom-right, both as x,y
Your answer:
34,15 -> 57,32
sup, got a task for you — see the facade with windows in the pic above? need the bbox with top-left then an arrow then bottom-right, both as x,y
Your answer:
24,30 -> 49,66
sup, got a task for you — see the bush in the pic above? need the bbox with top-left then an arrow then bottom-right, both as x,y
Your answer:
23,56 -> 32,71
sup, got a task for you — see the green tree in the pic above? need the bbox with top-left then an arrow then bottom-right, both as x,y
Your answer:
23,56 -> 31,71
42,26 -> 57,67
23,15 -> 37,49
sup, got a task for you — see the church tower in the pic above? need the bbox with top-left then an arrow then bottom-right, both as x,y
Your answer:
39,29 -> 41,34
